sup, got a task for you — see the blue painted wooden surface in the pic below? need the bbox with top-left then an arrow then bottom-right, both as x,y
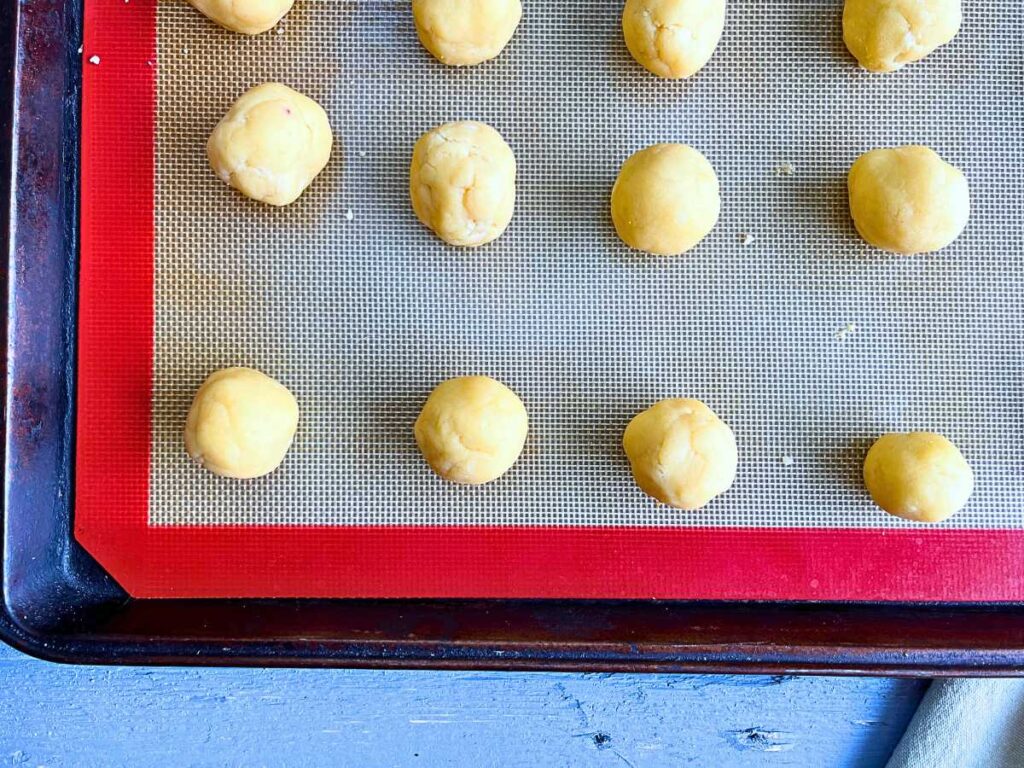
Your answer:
0,643 -> 924,767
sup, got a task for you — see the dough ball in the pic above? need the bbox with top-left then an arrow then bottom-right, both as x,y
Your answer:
208,83 -> 333,207
863,432 -> 974,523
848,145 -> 970,254
623,398 -> 737,510
410,121 -> 517,247
184,367 -> 299,479
412,0 -> 523,66
622,0 -> 726,79
414,376 -> 528,485
611,143 -> 720,256
843,0 -> 961,73
188,0 -> 294,35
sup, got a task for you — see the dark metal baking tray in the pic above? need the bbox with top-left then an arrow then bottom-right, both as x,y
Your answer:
2,0 -> 1023,674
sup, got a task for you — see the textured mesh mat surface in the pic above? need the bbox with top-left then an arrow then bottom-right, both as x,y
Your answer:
151,0 -> 1023,528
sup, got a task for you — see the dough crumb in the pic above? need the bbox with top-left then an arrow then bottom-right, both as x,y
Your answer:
781,455 -> 794,466
276,25 -> 285,35
88,54 -> 101,65
739,232 -> 755,246
358,150 -> 367,158
182,47 -> 189,55
345,209 -> 354,221
773,162 -> 796,176
835,322 -> 857,340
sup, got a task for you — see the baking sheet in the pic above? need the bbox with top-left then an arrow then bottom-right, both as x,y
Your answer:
150,0 -> 1023,530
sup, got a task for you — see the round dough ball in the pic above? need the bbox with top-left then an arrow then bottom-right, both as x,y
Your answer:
184,367 -> 300,479
414,376 -> 528,485
623,398 -> 737,510
848,145 -> 970,254
410,121 -> 517,247
863,432 -> 974,523
188,0 -> 294,35
843,0 -> 961,73
208,83 -> 333,207
622,0 -> 726,79
611,144 -> 720,256
412,0 -> 523,66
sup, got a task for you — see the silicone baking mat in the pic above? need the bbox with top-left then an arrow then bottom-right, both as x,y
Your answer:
76,0 -> 1024,599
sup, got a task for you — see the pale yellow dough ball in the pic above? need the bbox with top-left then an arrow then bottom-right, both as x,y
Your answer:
188,0 -> 294,35
414,376 -> 528,485
848,146 -> 970,255
184,367 -> 300,480
622,0 -> 726,79
611,144 -> 720,256
412,0 -> 523,66
410,121 -> 517,247
843,0 -> 961,73
208,83 -> 333,207
863,432 -> 974,523
623,398 -> 737,510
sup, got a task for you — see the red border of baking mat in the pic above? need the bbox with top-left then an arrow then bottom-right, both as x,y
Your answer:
74,0 -> 1024,600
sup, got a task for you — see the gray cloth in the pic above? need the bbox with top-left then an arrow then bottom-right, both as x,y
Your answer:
887,679 -> 1024,768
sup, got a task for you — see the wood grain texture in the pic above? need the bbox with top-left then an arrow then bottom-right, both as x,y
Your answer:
0,644 -> 924,767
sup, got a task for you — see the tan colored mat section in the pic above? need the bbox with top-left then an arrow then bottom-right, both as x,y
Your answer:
151,1 -> 1023,528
